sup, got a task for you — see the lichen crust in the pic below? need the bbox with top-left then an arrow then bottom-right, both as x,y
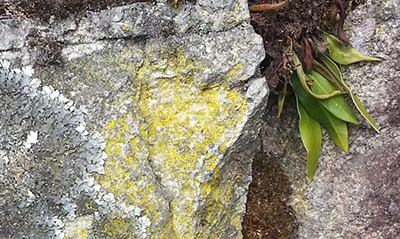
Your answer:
98,46 -> 248,237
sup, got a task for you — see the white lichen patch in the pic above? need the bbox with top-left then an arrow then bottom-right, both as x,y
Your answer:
1,59 -> 154,238
24,131 -> 38,149
62,43 -> 106,61
63,215 -> 94,239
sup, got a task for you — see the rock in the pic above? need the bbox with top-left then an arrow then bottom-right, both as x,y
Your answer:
261,0 -> 400,238
0,1 -> 267,238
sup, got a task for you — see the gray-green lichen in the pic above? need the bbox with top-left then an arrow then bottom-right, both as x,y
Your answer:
0,59 -> 152,239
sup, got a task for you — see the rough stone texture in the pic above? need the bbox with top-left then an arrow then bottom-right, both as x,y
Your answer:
261,0 -> 399,238
0,1 -> 267,238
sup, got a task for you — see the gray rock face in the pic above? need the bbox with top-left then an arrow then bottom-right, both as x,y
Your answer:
0,1 -> 267,238
261,0 -> 399,238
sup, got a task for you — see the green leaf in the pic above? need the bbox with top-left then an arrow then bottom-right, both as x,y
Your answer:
277,82 -> 287,118
324,33 -> 381,65
292,52 -> 343,99
349,94 -> 379,132
292,74 -> 349,152
296,99 -> 322,182
312,59 -> 344,91
319,54 -> 379,132
309,70 -> 359,124
318,52 -> 343,83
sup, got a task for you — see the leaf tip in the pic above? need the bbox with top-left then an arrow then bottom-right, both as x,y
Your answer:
307,173 -> 314,184
373,125 -> 380,133
350,118 -> 360,125
307,178 -> 313,184
336,140 -> 349,153
342,145 -> 349,153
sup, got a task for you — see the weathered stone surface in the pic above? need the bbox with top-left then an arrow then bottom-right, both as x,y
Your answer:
261,0 -> 399,238
0,1 -> 267,238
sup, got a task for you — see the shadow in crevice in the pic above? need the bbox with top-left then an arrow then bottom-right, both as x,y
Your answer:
242,150 -> 298,239
242,94 -> 300,239
2,0 -> 154,22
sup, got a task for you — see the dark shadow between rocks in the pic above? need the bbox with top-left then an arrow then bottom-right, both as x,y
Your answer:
242,94 -> 299,239
242,146 -> 298,239
2,0 -> 154,22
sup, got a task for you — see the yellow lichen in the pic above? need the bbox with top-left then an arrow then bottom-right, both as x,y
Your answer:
224,63 -> 243,83
101,216 -> 134,239
85,201 -> 94,211
98,47 -> 247,237
120,22 -> 131,32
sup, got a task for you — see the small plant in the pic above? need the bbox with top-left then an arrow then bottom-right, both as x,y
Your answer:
249,0 -> 381,182
289,33 -> 380,182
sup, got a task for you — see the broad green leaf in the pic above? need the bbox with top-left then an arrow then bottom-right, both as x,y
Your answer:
277,82 -> 287,118
297,99 -> 322,182
309,70 -> 359,124
319,54 -> 379,132
325,33 -> 381,65
292,74 -> 349,152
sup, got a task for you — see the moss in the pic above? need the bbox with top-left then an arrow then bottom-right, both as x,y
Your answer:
97,46 -> 247,237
